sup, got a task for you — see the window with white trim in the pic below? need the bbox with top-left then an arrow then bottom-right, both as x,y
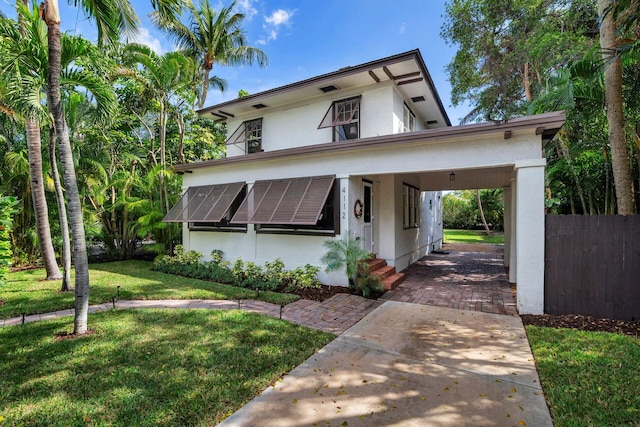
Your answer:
403,104 -> 415,132
318,96 -> 361,141
225,118 -> 263,154
403,183 -> 420,229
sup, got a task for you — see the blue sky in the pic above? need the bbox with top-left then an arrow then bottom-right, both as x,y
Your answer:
0,0 -> 471,123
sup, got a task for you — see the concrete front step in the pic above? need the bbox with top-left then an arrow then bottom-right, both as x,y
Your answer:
383,273 -> 406,290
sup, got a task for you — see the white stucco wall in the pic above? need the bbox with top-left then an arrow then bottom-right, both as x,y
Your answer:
179,124 -> 545,288
183,172 -> 443,286
421,191 -> 444,252
185,177 -> 351,286
223,83 -> 396,157
390,175 -> 443,271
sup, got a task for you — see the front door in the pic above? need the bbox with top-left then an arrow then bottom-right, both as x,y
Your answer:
362,180 -> 374,253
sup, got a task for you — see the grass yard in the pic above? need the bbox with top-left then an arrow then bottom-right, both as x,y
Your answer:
1,260 -> 299,319
0,309 -> 334,426
444,228 -> 504,245
526,326 -> 640,426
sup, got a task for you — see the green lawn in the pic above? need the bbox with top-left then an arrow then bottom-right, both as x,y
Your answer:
444,228 -> 504,245
1,260 -> 299,319
526,326 -> 640,426
0,309 -> 334,426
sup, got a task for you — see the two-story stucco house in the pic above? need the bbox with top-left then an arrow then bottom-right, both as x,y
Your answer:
165,49 -> 565,314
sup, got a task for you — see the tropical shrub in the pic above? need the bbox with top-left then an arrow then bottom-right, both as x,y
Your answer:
355,264 -> 383,298
321,235 -> 371,287
285,264 -> 321,291
153,250 -> 320,292
0,196 -> 18,286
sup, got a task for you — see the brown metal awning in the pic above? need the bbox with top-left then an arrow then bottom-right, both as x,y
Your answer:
231,175 -> 335,225
163,182 -> 245,222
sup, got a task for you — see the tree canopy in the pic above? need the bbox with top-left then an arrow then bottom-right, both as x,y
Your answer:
442,0 -> 639,214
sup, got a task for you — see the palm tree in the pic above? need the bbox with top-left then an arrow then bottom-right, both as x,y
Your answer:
0,7 -> 63,280
154,0 -> 267,108
39,0 -> 187,334
597,0 -> 636,214
123,45 -> 198,212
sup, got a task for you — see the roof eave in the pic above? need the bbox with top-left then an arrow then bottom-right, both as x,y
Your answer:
175,111 -> 565,173
197,49 -> 450,126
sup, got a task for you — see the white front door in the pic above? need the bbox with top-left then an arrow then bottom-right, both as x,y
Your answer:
362,180 -> 374,254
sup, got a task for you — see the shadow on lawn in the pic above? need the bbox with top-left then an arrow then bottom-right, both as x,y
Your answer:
0,309 -> 333,426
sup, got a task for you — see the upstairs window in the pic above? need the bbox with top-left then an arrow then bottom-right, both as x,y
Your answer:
318,96 -> 361,141
403,104 -> 415,132
226,118 -> 263,154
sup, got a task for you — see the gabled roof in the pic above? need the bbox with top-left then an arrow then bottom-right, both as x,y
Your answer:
198,49 -> 451,128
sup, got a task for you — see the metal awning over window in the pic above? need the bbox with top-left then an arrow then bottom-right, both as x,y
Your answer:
318,96 -> 361,129
231,175 -> 335,225
163,182 -> 245,222
225,119 -> 262,144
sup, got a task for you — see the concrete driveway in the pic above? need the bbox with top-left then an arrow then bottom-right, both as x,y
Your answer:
219,301 -> 552,427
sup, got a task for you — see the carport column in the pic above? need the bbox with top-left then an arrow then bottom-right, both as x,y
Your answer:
514,159 -> 546,315
509,178 -> 517,283
503,185 -> 512,268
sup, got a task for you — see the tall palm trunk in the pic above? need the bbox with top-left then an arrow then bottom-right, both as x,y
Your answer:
49,127 -> 72,291
26,115 -> 62,279
598,0 -> 637,214
159,102 -> 170,213
20,0 -> 61,280
43,0 -> 90,334
198,65 -> 211,108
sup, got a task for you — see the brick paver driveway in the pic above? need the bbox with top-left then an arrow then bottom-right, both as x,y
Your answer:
382,243 -> 517,315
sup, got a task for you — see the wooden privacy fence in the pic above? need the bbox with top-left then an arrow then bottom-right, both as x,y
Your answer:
545,215 -> 640,321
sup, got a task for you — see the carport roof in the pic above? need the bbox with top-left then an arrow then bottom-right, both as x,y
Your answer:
174,111 -> 565,173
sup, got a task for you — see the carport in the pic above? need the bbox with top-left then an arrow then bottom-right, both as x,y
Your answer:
381,243 -> 516,315
344,110 -> 564,315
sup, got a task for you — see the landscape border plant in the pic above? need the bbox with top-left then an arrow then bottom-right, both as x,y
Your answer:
0,195 -> 18,286
1,260 -> 297,319
153,246 -> 322,293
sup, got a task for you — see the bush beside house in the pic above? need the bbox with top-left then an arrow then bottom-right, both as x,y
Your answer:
153,246 -> 321,292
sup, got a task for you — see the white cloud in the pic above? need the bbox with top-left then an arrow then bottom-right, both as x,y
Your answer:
265,9 -> 294,26
235,0 -> 258,20
260,8 -> 296,44
131,27 -> 163,54
399,22 -> 406,35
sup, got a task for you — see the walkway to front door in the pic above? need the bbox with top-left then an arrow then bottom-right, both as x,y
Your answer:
381,243 -> 517,316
